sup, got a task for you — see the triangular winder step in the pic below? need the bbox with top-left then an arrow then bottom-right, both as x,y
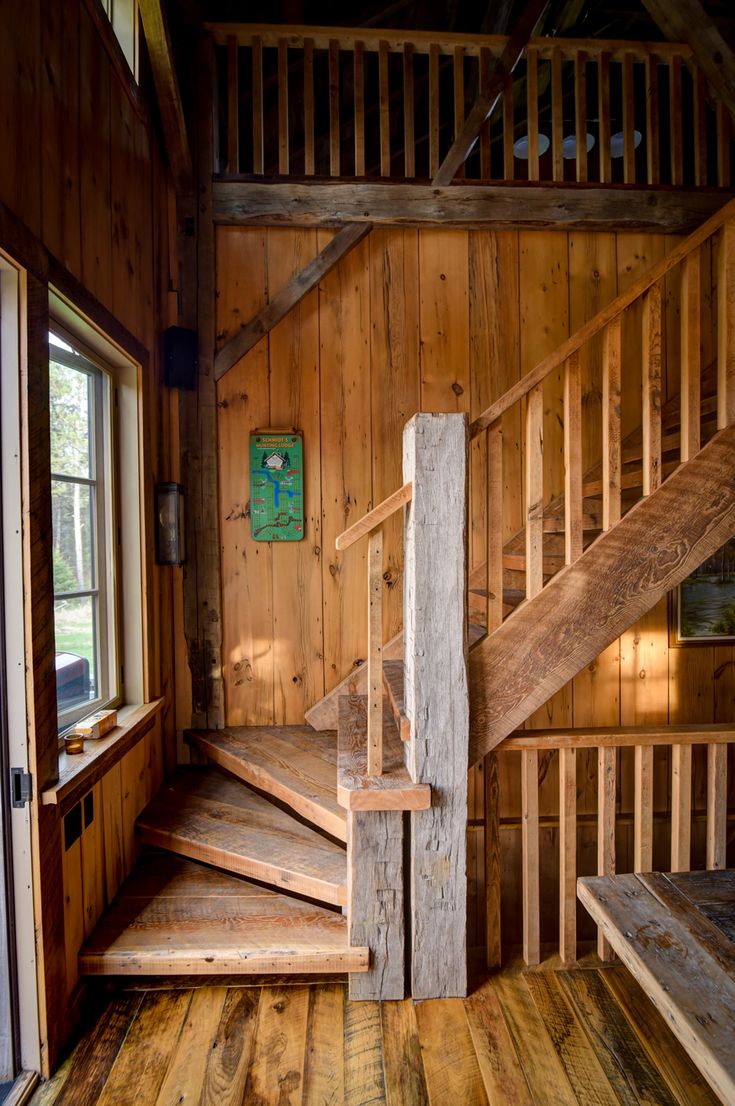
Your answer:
79,852 -> 368,976
186,725 -> 346,842
136,767 -> 348,907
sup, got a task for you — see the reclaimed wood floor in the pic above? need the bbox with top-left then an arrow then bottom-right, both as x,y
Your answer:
30,958 -> 720,1106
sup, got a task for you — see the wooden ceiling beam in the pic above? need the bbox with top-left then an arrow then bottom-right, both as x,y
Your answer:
139,0 -> 194,193
432,0 -> 550,186
641,0 -> 735,123
212,180 -> 732,234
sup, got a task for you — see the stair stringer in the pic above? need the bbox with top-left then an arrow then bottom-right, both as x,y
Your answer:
469,425 -> 735,766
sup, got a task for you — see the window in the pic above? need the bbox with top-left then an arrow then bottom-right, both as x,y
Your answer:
100,0 -> 139,79
50,334 -> 117,729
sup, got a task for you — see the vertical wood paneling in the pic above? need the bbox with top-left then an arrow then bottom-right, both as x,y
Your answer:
319,232 -> 372,693
419,231 -> 470,412
0,0 -> 42,236
216,227 -> 273,724
268,229 -> 324,723
41,0 -> 81,277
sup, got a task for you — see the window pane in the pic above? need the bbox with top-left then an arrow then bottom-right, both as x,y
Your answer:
52,479 -> 94,592
50,360 -> 92,478
54,596 -> 97,710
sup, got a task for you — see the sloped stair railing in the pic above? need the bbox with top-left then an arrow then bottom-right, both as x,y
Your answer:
334,194 -> 735,997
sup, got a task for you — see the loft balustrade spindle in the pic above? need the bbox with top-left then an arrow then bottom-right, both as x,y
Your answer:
527,47 -> 540,181
403,43 -> 415,177
502,70 -> 514,179
354,41 -> 366,176
575,51 -> 588,182
453,46 -> 465,179
551,47 -> 564,181
599,51 -> 612,183
278,39 -> 289,174
563,352 -> 583,565
521,748 -> 540,966
429,43 -> 440,178
597,745 -> 616,959
329,39 -> 340,176
622,52 -> 636,184
670,55 -> 683,185
379,40 -> 391,177
479,46 -> 492,180
558,747 -> 577,963
717,103 -> 731,188
226,36 -> 239,173
602,316 -> 622,530
694,68 -> 707,187
645,53 -> 660,185
486,419 -> 503,633
633,746 -> 653,871
252,35 -> 264,174
671,745 -> 692,871
707,745 -> 728,870
303,38 -> 315,174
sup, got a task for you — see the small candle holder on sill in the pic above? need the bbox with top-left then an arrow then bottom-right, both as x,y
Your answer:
64,731 -> 85,755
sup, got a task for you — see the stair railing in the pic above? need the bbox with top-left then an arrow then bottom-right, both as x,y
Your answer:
335,481 -> 412,774
208,25 -> 733,188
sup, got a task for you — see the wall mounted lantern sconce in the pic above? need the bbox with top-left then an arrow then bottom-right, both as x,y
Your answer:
155,482 -> 185,566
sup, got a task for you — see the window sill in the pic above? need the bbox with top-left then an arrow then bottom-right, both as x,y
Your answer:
41,699 -> 164,817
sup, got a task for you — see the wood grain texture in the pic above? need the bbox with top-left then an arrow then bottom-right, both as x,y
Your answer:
403,414 -> 469,998
337,695 -> 430,811
578,871 -> 735,1105
80,854 -> 367,976
469,425 -> 735,761
137,768 -> 348,906
186,726 -> 346,841
347,803 -> 404,1000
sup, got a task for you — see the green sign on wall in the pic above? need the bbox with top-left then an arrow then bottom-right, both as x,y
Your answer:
249,429 -> 304,541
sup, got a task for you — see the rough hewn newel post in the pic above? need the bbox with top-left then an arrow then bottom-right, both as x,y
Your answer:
403,412 -> 469,998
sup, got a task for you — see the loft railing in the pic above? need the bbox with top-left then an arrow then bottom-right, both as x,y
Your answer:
208,25 -> 733,187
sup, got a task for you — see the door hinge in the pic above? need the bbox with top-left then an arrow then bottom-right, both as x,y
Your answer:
11,768 -> 32,809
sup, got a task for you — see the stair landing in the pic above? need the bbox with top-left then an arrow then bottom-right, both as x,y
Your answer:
79,852 -> 368,976
136,767 -> 347,906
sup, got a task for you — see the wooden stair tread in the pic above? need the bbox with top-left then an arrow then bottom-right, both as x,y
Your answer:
136,767 -> 347,907
79,852 -> 368,976
337,694 -> 431,811
186,725 -> 346,842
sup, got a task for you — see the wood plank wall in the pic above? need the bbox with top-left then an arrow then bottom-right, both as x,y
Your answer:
215,224 -> 733,951
0,0 -> 178,1071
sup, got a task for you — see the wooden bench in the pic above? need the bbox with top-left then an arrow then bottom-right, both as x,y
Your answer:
578,870 -> 735,1105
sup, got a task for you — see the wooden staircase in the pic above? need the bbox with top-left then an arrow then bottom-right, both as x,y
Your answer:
80,195 -> 735,994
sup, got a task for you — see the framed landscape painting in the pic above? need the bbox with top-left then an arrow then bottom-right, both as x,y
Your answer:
673,537 -> 735,644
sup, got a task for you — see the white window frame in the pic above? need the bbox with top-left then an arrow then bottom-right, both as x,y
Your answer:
49,337 -> 118,731
49,291 -> 145,736
101,0 -> 139,80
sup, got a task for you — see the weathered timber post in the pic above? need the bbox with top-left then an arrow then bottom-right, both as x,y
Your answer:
403,412 -> 469,998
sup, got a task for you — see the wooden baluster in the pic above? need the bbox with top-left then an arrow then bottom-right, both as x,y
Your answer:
480,47 -> 492,180
634,746 -> 653,872
226,36 -> 239,174
484,751 -> 501,968
252,35 -> 264,175
602,317 -> 622,531
718,221 -> 735,430
551,47 -> 563,182
486,419 -> 503,633
670,56 -> 683,186
503,65 -> 514,180
278,39 -> 289,175
693,67 -> 707,187
403,43 -> 415,178
622,52 -> 635,184
354,41 -> 365,176
642,282 -> 663,495
522,749 -> 540,966
559,747 -> 577,964
527,47 -> 540,182
598,51 -> 611,184
453,45 -> 465,179
379,39 -> 390,177
563,352 -> 583,565
575,50 -> 588,183
670,744 -> 691,872
525,383 -> 544,598
429,43 -> 440,179
717,102 -> 731,188
706,744 -> 727,871
303,38 -> 315,175
681,249 -> 701,462
329,39 -> 340,177
367,528 -> 383,775
597,745 -> 616,960
645,53 -> 660,186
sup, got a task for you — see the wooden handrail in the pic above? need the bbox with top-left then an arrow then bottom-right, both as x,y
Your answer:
470,194 -> 735,439
335,482 -> 413,551
499,724 -> 735,750
206,25 -> 693,62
